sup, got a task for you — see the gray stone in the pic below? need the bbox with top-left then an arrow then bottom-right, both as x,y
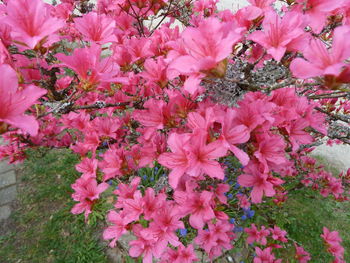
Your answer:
0,205 -> 11,221
0,170 -> 16,188
0,161 -> 14,173
0,185 -> 17,205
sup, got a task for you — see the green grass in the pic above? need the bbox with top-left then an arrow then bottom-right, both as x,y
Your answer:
0,148 -> 108,263
275,189 -> 350,262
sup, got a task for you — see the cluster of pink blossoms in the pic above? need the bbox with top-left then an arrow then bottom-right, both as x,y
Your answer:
0,0 -> 349,261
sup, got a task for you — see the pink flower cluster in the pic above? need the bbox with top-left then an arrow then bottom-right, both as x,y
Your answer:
0,0 -> 349,261
321,227 -> 346,262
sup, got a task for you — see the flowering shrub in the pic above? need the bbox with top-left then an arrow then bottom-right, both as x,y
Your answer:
0,0 -> 349,261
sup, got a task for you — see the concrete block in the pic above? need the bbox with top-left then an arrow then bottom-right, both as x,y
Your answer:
0,185 -> 17,205
0,170 -> 16,188
0,161 -> 14,173
0,205 -> 11,221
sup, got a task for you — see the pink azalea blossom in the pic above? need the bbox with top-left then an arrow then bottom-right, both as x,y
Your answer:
0,64 -> 47,136
295,0 -> 347,34
270,226 -> 288,243
290,26 -> 350,79
294,244 -> 311,263
56,44 -> 124,89
71,176 -> 109,219
103,210 -> 131,247
158,133 -> 191,188
75,157 -> 98,177
167,17 -> 242,93
5,0 -> 64,49
160,244 -> 198,263
249,11 -> 307,61
245,224 -> 270,245
74,12 -> 117,44
129,224 -> 164,263
142,205 -> 184,251
174,189 -> 215,229
238,161 -> 284,203
219,108 -> 250,165
254,247 -> 282,263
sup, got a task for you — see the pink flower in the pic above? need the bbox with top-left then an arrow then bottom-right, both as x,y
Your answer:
103,211 -> 131,247
290,26 -> 350,79
71,176 -> 109,219
219,108 -> 250,165
294,244 -> 311,263
158,133 -> 191,188
254,134 -> 286,172
185,131 -> 227,181
121,190 -> 144,222
238,161 -> 283,203
0,64 -> 47,136
5,0 -> 64,49
195,228 -> 218,254
142,205 -> 184,251
270,226 -> 288,243
254,247 -> 282,263
174,189 -> 215,229
321,227 -> 343,246
296,0 -> 347,34
249,11 -> 307,61
74,12 -> 117,44
245,224 -> 270,245
75,157 -> 98,177
142,188 -> 166,220
167,17 -> 242,93
173,244 -> 199,263
129,224 -> 164,263
321,227 -> 345,260
56,44 -> 123,89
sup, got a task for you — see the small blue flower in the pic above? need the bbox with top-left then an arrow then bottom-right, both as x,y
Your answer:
179,228 -> 187,237
115,186 -> 119,190
229,218 -> 235,224
154,167 -> 158,172
241,215 -> 247,221
227,193 -> 233,199
161,173 -> 166,177
234,226 -> 243,233
234,183 -> 240,189
247,210 -> 255,218
150,177 -> 154,182
228,181 -> 234,185
142,175 -> 147,180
